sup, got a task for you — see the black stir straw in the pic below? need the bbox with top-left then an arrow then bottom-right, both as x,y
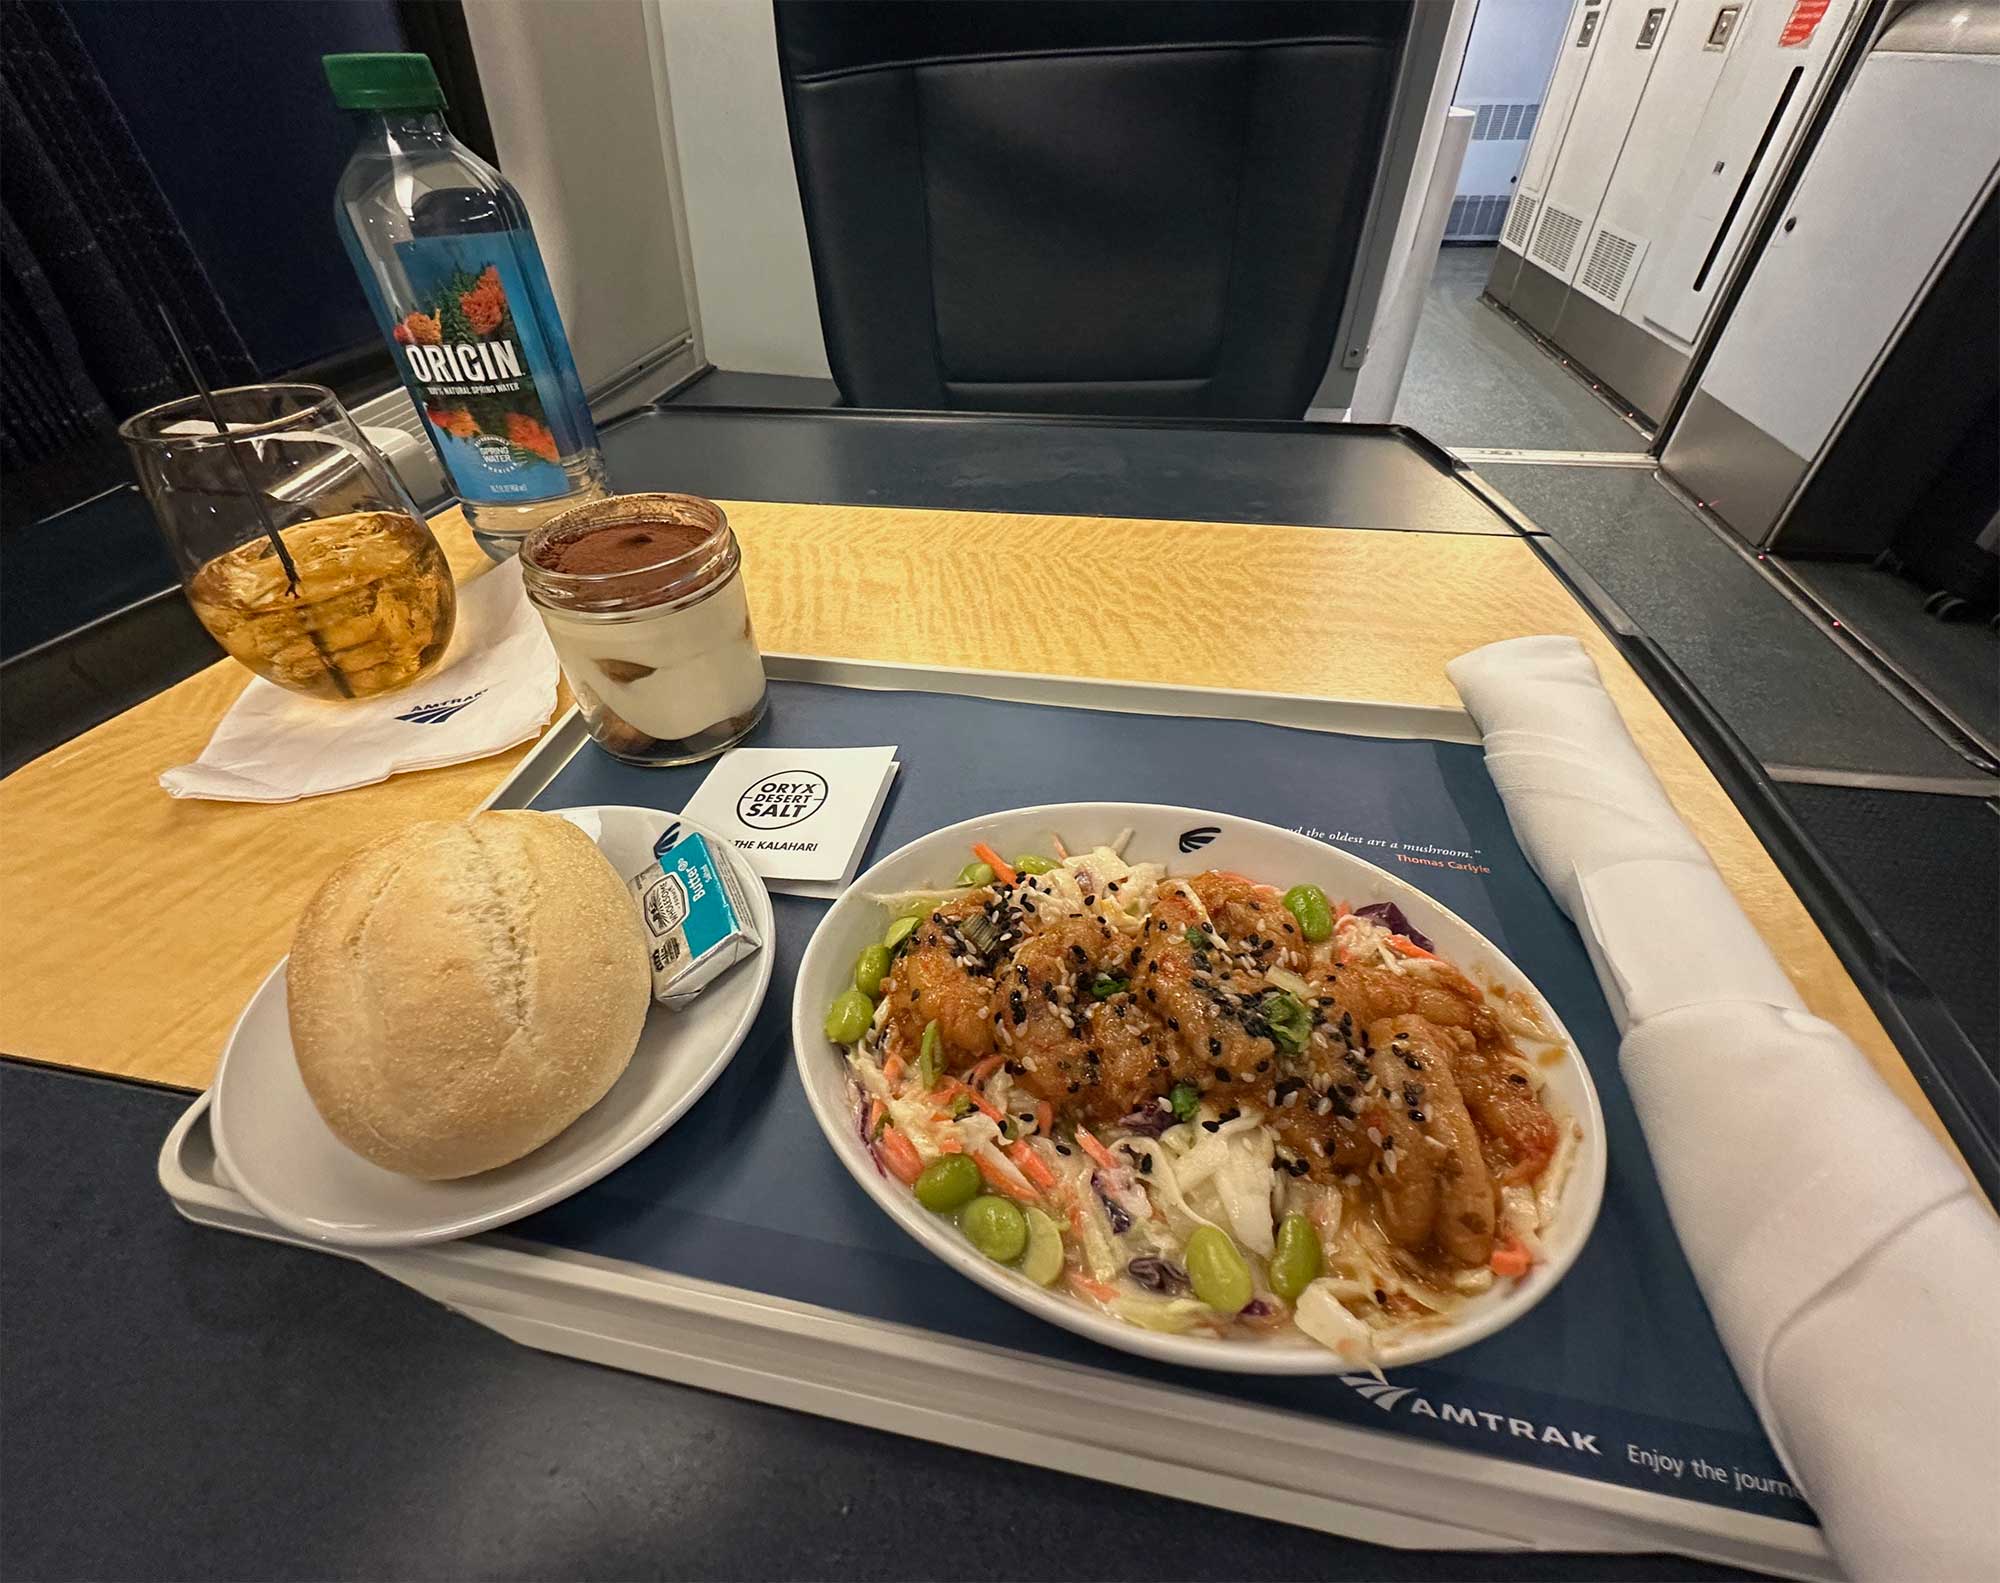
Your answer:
156,303 -> 301,594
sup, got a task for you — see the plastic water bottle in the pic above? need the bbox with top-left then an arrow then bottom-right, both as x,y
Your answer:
325,52 -> 606,559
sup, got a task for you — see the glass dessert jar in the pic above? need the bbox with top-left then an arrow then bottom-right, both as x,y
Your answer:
520,493 -> 766,765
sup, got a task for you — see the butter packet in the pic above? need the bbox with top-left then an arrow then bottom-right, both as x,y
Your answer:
628,824 -> 763,1008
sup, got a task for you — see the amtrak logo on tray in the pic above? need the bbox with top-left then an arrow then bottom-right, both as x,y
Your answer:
1177,825 -> 1221,854
395,688 -> 488,725
1337,1374 -> 1602,1455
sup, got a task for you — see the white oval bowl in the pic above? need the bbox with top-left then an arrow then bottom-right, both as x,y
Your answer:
214,806 -> 773,1248
792,802 -> 1606,1374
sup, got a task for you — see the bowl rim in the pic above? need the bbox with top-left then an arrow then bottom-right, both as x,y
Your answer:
791,800 -> 1607,1375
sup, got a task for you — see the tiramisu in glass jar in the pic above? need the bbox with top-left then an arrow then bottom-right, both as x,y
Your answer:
521,493 -> 766,764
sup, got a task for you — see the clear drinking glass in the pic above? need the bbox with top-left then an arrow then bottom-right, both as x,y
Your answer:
120,382 -> 456,700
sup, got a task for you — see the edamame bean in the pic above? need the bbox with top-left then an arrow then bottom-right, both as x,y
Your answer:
1186,1224 -> 1253,1314
913,1155 -> 981,1213
1011,853 -> 1058,876
1267,1212 -> 1323,1302
823,988 -> 873,1046
955,860 -> 995,888
961,1195 -> 1029,1263
853,944 -> 893,998
1019,1207 -> 1065,1285
882,915 -> 918,950
1283,884 -> 1334,943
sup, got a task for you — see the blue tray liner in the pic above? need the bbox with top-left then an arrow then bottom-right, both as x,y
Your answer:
516,682 -> 1813,1526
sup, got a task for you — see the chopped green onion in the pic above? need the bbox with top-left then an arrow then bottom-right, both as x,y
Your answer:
949,1094 -> 975,1120
918,1020 -> 942,1090
883,915 -> 918,950
1089,974 -> 1128,1000
1169,1082 -> 1200,1123
959,914 -> 1000,955
1184,926 -> 1208,949
1263,990 -> 1311,1053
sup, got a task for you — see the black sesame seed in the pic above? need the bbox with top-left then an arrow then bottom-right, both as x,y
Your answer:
1207,1037 -> 1222,1057
1055,1143 -> 1071,1156
1212,1065 -> 1230,1082
1201,1120 -> 1220,1133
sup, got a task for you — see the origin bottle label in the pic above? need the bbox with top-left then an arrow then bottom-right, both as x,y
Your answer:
383,232 -> 595,505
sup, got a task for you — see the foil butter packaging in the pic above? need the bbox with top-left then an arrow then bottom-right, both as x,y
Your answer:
628,826 -> 762,1007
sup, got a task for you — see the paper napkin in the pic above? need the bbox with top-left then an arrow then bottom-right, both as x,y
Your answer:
1448,634 -> 1999,1583
160,559 -> 558,803
679,746 -> 898,898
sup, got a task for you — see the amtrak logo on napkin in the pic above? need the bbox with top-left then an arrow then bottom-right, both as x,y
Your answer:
394,688 -> 489,725
681,746 -> 898,897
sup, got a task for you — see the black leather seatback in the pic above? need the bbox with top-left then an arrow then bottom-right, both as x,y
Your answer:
774,1 -> 1409,417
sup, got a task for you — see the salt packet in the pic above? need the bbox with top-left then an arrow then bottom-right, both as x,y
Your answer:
627,824 -> 763,1008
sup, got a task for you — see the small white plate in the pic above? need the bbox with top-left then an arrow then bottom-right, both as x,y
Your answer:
793,803 -> 1606,1374
213,806 -> 773,1248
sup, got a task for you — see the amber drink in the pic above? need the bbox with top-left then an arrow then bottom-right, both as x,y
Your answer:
187,509 -> 455,699
122,381 -> 458,701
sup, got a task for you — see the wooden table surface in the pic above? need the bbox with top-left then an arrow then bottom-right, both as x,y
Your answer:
0,499 -> 1948,1153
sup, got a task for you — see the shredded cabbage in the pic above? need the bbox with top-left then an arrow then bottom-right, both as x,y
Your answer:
1295,1279 -> 1377,1360
1110,1294 -> 1212,1333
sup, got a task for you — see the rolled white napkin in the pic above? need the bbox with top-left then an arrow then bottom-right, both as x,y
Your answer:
1448,635 -> 1999,1582
161,558 -> 558,803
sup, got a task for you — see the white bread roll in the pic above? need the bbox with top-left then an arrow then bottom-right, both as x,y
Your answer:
288,811 -> 650,1179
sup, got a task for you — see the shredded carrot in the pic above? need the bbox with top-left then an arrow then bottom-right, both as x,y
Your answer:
1387,935 -> 1440,962
878,1127 -> 923,1184
1034,1100 -> 1053,1136
937,1078 -> 1004,1123
1065,1271 -> 1118,1303
1073,1125 -> 1120,1172
935,1132 -> 964,1155
866,1099 -> 886,1139
971,842 -> 1016,886
968,1054 -> 1006,1085
975,1150 -> 1041,1203
1335,901 -> 1352,921
1050,835 -> 1069,860
882,1052 -> 904,1084
1007,1140 -> 1057,1190
1489,1238 -> 1532,1279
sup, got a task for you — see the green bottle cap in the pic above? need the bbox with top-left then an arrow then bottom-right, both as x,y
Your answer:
323,53 -> 445,112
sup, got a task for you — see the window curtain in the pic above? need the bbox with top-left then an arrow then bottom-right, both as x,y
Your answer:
1,0 -> 255,470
